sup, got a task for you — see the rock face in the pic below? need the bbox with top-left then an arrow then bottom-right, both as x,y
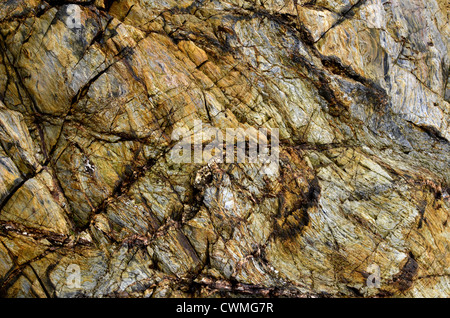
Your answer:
0,0 -> 449,298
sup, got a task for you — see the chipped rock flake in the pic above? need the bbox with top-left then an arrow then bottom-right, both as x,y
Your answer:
0,0 -> 449,298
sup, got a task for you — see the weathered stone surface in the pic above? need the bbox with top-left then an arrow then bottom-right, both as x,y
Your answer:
0,0 -> 448,298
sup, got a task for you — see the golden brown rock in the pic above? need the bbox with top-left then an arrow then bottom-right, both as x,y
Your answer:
0,0 -> 448,298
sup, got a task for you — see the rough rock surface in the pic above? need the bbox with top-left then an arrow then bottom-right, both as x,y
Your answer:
0,0 -> 449,298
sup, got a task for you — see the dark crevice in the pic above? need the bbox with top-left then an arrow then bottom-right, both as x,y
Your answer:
0,177 -> 28,214
0,220 -> 89,246
392,252 -> 419,292
406,120 -> 449,143
70,63 -> 113,106
417,200 -> 427,229
320,55 -> 388,106
102,0 -> 116,12
77,151 -> 161,232
289,51 -> 347,116
346,286 -> 363,297
28,264 -> 52,298
314,0 -> 367,43
173,275 -> 320,298
0,247 -> 54,297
